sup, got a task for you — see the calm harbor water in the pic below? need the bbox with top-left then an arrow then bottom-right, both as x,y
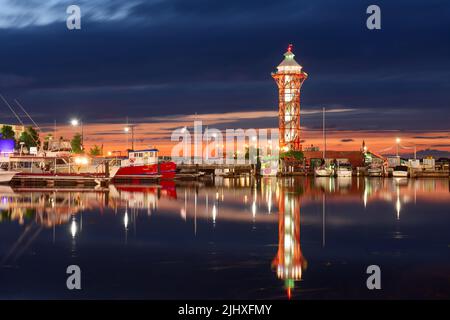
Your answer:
0,177 -> 449,299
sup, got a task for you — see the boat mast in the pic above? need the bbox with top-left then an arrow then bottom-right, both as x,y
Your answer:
1,94 -> 42,149
0,94 -> 24,126
322,107 -> 326,160
15,99 -> 41,131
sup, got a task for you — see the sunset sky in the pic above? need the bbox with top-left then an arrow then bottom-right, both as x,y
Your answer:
0,0 -> 449,156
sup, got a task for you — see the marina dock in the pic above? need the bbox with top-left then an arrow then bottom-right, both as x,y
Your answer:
11,173 -> 110,187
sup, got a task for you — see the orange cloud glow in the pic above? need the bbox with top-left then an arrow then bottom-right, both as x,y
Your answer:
45,111 -> 450,156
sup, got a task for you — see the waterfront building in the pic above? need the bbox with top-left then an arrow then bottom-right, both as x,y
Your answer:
303,150 -> 365,169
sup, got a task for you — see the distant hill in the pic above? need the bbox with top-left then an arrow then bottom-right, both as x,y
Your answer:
384,149 -> 450,159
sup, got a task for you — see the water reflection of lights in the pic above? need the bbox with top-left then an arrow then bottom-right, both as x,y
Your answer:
239,176 -> 248,186
252,201 -> 257,219
124,210 -> 129,230
314,177 -> 336,193
180,208 -> 187,220
394,177 -> 408,186
265,179 -> 273,214
272,181 -> 306,299
322,193 -> 326,248
394,180 -> 402,220
276,265 -> 302,281
363,178 -> 368,208
183,189 -> 188,221
194,191 -> 197,236
212,204 -> 217,225
2,177 -> 448,231
70,218 -> 77,238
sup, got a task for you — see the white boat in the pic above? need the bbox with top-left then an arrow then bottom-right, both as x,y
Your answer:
315,166 -> 333,177
336,163 -> 352,177
368,165 -> 383,177
0,169 -> 18,183
392,165 -> 408,178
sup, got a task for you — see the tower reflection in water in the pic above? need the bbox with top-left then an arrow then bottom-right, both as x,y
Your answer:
1,177 -> 449,298
272,179 -> 307,299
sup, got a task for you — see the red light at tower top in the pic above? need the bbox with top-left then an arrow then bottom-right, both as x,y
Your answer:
272,44 -> 308,152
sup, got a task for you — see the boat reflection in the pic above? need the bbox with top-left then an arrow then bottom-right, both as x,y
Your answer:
0,177 -> 449,298
0,182 -> 178,227
3,178 -> 448,227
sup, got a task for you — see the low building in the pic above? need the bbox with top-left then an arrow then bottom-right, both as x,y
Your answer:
303,150 -> 365,168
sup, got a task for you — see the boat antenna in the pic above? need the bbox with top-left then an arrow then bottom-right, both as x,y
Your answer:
0,94 -> 41,147
14,98 -> 43,149
322,106 -> 326,160
14,99 -> 42,132
0,94 -> 25,126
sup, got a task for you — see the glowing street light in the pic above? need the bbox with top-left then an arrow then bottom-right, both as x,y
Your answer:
74,156 -> 89,165
124,124 -> 135,151
70,118 -> 84,150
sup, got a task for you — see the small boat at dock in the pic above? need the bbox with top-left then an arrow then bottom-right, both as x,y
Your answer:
336,163 -> 352,177
0,154 -> 113,186
112,149 -> 176,181
315,166 -> 334,177
367,164 -> 383,177
392,165 -> 408,178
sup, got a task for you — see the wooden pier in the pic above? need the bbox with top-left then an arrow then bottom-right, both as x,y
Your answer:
12,173 -> 110,187
177,163 -> 254,177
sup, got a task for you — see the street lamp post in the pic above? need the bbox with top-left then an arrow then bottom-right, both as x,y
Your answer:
124,124 -> 135,151
396,137 -> 401,158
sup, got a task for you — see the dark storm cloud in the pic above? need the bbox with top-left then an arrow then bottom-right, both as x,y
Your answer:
0,0 -> 449,131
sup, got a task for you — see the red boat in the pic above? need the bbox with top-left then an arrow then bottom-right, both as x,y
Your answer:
113,149 -> 176,180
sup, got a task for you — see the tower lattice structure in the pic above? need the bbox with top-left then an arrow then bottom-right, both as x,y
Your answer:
272,44 -> 308,152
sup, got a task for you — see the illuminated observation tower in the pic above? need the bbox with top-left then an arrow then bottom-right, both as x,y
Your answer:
272,44 -> 308,152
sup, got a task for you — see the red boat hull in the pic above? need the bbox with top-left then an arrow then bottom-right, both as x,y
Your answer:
114,162 -> 176,179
